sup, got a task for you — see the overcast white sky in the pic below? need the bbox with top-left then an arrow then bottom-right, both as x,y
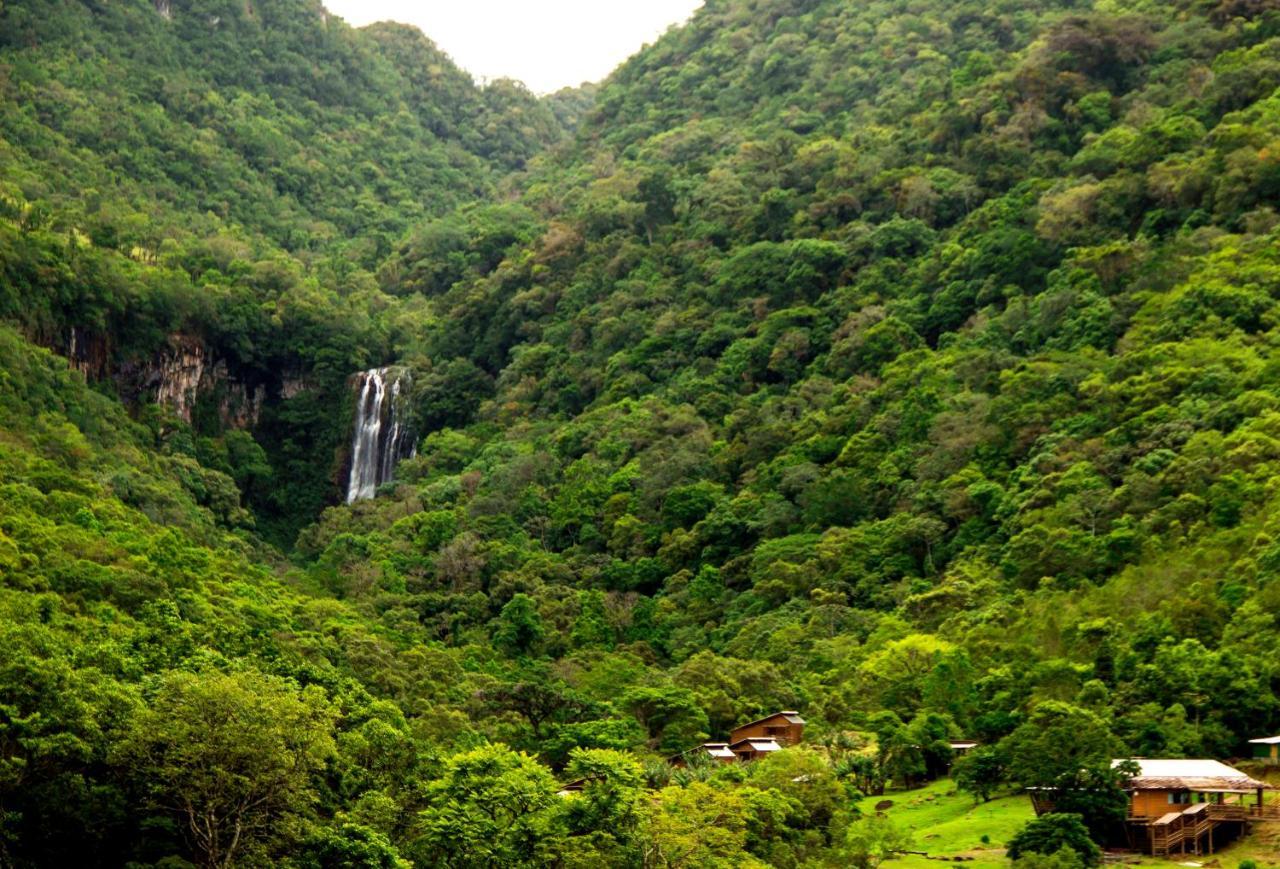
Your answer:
323,1 -> 704,94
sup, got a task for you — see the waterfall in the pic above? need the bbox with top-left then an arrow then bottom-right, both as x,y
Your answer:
345,367 -> 415,503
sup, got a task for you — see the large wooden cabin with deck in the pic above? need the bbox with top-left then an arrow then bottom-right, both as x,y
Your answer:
1030,759 -> 1275,856
1120,759 -> 1274,855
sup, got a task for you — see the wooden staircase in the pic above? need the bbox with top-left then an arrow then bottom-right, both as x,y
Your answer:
1150,804 -> 1215,857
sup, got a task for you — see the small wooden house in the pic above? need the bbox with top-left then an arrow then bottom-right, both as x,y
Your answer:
1249,736 -> 1280,766
729,737 -> 784,762
949,739 -> 978,756
729,711 -> 806,746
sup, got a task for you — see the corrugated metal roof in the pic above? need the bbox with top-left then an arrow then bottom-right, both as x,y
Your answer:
1249,735 -> 1280,745
730,737 -> 782,751
731,711 -> 806,731
1113,758 -> 1269,791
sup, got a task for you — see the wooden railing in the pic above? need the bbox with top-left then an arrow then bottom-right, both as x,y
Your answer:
1132,804 -> 1280,823
1206,804 -> 1248,821
1150,805 -> 1214,857
1130,799 -> 1280,856
1206,803 -> 1280,821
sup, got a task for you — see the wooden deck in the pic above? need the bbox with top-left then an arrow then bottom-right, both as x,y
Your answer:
1207,803 -> 1280,820
1127,803 -> 1280,856
1129,804 -> 1280,823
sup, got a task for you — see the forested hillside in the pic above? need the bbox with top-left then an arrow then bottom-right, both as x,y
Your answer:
3,0 -> 1280,866
0,0 -> 568,542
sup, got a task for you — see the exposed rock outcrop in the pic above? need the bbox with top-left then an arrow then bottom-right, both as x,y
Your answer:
63,331 -> 269,429
48,321 -> 347,436
151,335 -> 209,422
66,327 -> 111,381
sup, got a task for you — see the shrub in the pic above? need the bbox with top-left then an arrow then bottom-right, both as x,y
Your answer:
1006,814 -> 1101,866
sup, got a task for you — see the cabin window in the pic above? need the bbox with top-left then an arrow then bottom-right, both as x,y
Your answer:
1167,791 -> 1191,805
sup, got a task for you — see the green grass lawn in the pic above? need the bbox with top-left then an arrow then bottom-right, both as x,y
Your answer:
861,780 -> 1280,869
857,779 -> 1033,869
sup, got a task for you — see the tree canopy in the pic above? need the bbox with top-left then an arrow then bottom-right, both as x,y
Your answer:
3,0 -> 1280,864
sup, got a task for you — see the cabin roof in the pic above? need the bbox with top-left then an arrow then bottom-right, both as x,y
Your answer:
1114,758 -> 1270,792
667,742 -> 739,763
701,743 -> 737,758
949,740 -> 979,749
732,710 -> 806,731
1249,735 -> 1280,745
730,737 -> 783,752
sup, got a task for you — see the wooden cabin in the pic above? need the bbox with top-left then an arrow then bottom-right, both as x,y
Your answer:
949,740 -> 978,756
668,742 -> 739,768
666,709 -> 806,769
1032,759 -> 1274,856
1249,736 -> 1280,766
729,711 -> 806,746
1121,759 -> 1269,820
729,737 -> 783,762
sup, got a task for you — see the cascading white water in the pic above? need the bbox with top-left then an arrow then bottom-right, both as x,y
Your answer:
345,367 -> 415,503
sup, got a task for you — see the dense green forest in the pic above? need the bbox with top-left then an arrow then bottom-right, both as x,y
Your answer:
3,0 -> 1280,865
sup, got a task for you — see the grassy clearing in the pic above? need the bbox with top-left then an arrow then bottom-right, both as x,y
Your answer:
861,781 -> 1280,869
857,779 -> 1033,869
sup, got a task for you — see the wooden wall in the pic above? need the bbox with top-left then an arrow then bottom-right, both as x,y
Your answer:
730,719 -> 803,745
1131,789 -> 1181,818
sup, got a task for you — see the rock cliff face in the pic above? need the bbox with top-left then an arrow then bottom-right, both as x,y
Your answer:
66,327 -> 111,381
146,336 -> 274,427
62,330 -> 274,429
280,370 -> 316,400
151,336 -> 209,422
219,378 -> 266,429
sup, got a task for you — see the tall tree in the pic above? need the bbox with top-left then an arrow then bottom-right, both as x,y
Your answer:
118,669 -> 336,869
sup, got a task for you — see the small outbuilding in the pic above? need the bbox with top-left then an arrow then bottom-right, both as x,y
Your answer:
668,742 -> 739,768
729,737 -> 783,762
1249,735 -> 1280,766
